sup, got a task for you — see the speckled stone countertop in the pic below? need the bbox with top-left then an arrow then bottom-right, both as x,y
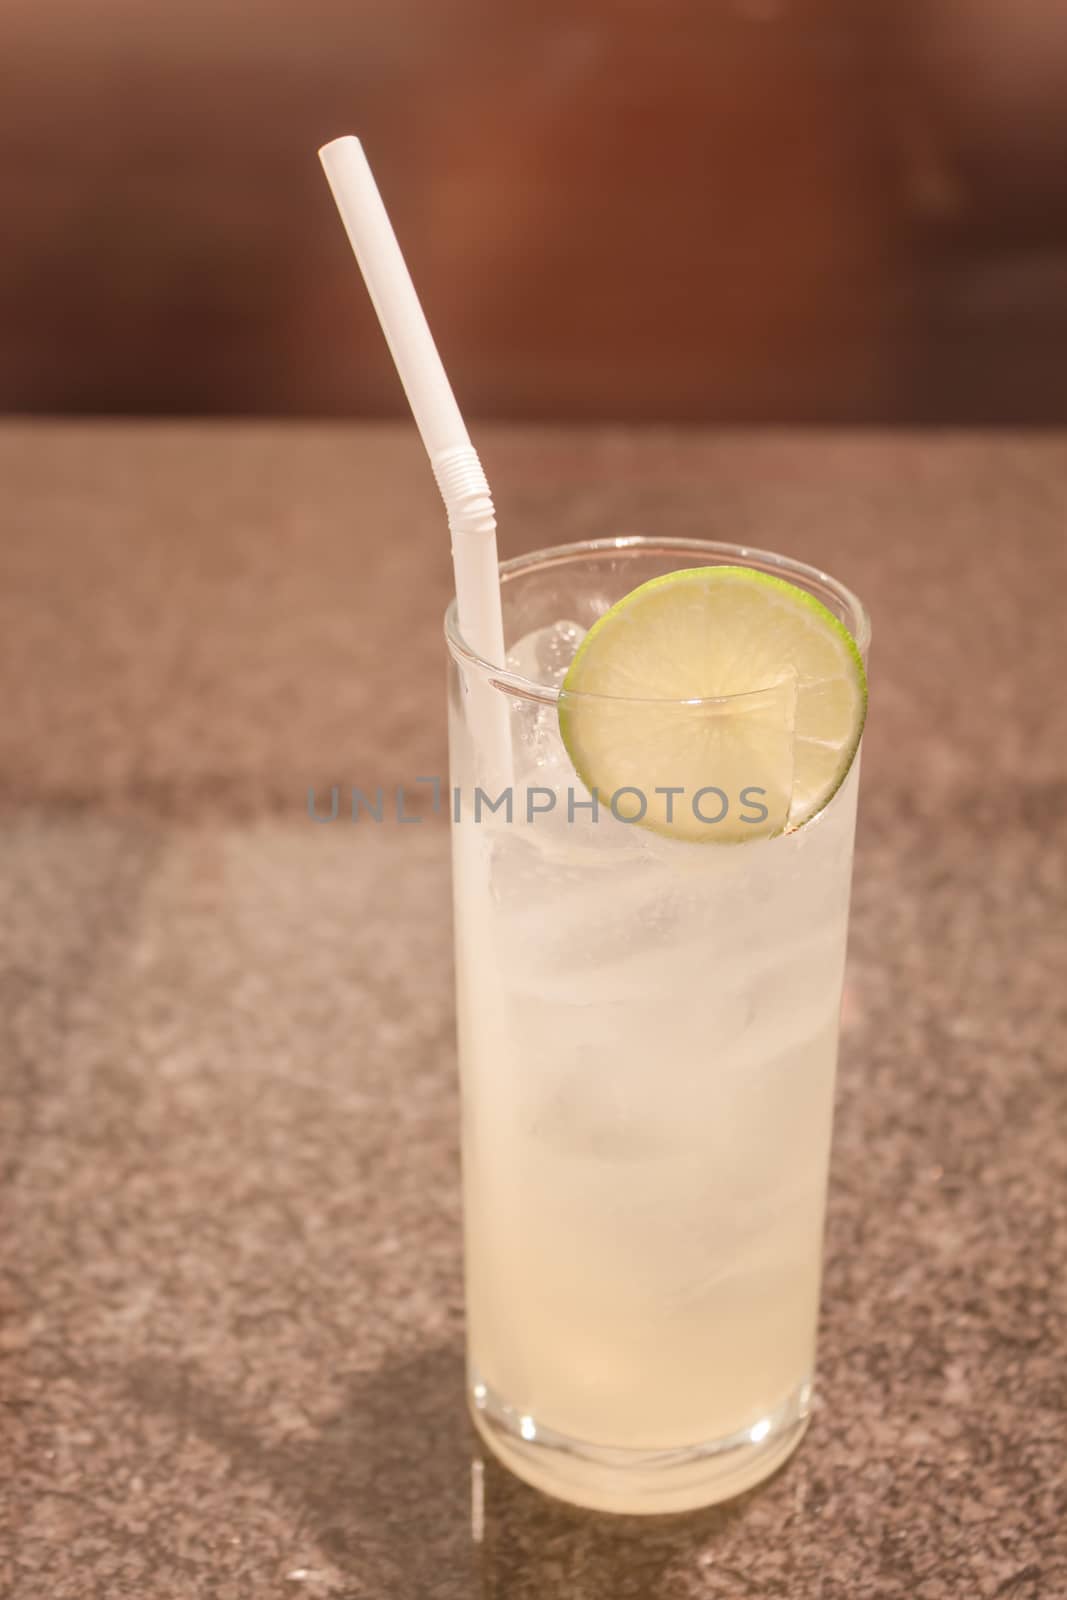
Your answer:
2,423 -> 1064,1599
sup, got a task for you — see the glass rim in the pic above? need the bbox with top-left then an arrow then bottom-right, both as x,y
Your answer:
443,535 -> 870,708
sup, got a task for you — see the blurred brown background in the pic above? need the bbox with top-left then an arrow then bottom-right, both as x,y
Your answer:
3,0 -> 1067,423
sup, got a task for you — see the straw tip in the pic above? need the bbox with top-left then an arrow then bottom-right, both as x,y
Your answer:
317,134 -> 362,167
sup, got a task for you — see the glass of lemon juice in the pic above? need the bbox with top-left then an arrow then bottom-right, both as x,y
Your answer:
446,536 -> 869,1514
317,134 -> 869,1518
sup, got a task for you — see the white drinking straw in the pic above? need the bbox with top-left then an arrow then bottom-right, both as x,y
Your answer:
318,136 -> 509,691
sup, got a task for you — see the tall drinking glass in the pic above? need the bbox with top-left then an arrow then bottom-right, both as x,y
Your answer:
446,537 -> 869,1514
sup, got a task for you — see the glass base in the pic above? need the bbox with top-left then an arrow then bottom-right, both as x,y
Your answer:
469,1373 -> 813,1515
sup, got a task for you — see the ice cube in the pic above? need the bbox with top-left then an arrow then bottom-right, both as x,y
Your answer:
505,619 -> 587,780
506,619 -> 586,689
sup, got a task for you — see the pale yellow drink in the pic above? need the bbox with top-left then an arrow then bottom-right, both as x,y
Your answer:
447,538 -> 867,1513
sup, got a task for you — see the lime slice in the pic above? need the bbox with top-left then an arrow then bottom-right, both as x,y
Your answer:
558,566 -> 867,843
